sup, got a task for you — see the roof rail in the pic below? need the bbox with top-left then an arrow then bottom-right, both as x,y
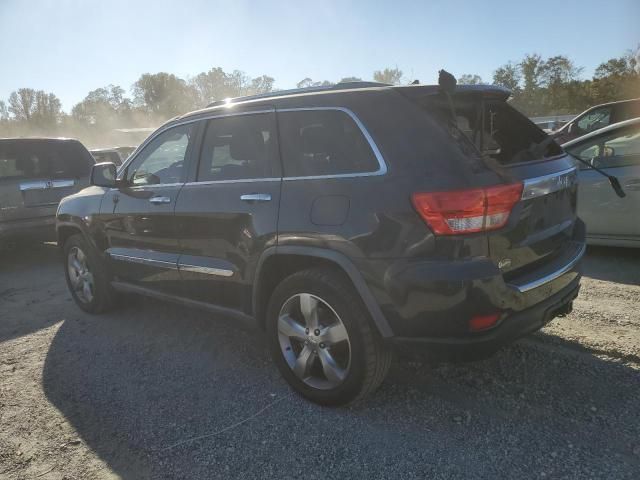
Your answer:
205,81 -> 391,108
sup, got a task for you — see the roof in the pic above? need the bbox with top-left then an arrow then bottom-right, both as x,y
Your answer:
562,117 -> 640,148
174,83 -> 512,125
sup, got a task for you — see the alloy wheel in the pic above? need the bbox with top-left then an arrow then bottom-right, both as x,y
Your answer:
277,293 -> 351,390
67,246 -> 95,304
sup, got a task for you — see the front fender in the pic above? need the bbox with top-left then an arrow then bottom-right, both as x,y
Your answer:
56,186 -> 108,250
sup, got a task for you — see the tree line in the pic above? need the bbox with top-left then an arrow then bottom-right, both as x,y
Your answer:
0,48 -> 637,147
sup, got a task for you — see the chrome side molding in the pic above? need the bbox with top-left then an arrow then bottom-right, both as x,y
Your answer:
521,167 -> 577,200
178,264 -> 234,277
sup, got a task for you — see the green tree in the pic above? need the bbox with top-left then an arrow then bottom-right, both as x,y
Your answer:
8,88 -> 62,126
373,67 -> 403,85
296,78 -> 334,88
190,68 -> 275,105
493,62 -> 521,92
457,74 -> 483,85
132,72 -> 196,118
71,84 -> 131,125
0,100 -> 8,121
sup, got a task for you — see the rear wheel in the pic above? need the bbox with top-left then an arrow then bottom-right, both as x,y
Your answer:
267,267 -> 392,405
63,234 -> 117,313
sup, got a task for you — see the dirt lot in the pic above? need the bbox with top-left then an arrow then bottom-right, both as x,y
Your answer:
1,242 -> 639,479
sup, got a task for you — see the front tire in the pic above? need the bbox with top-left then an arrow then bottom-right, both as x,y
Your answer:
63,234 -> 117,313
266,267 -> 392,406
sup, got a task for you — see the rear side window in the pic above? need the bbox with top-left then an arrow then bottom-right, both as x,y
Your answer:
278,109 -> 379,177
197,113 -> 279,181
576,106 -> 611,134
0,140 -> 94,180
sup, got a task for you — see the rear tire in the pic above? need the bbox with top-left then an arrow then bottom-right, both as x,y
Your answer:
266,267 -> 392,406
63,234 -> 117,313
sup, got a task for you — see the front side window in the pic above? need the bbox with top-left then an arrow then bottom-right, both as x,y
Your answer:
197,113 -> 278,181
278,109 -> 380,177
576,107 -> 611,134
568,125 -> 640,169
126,123 -> 194,186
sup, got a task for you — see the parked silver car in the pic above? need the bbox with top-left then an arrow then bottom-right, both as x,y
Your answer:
0,138 -> 95,242
563,118 -> 640,247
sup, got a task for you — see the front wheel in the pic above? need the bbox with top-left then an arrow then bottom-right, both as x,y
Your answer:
63,234 -> 117,313
266,268 -> 392,406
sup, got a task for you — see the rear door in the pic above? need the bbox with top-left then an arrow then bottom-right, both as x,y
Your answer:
0,139 -> 93,226
174,110 -> 281,312
570,123 -> 640,239
101,123 -> 197,293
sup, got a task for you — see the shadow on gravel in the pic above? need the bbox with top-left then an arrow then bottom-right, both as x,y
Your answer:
583,245 -> 640,285
0,241 -> 66,343
42,300 -> 640,479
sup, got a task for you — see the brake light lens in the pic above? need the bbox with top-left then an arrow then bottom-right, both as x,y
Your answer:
469,313 -> 501,331
411,183 -> 523,235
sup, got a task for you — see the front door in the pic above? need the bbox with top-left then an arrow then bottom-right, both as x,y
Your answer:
576,123 -> 640,240
174,110 -> 281,312
101,123 -> 198,293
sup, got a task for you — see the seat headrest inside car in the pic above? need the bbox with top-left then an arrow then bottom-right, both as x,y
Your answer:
230,129 -> 265,161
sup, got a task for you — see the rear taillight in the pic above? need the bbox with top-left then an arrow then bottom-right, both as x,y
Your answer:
411,183 -> 523,235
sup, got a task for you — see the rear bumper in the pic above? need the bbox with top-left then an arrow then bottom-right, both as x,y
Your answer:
356,229 -> 585,356
390,277 -> 580,359
0,216 -> 56,242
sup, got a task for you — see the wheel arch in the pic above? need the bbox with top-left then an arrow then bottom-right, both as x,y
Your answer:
252,246 -> 393,338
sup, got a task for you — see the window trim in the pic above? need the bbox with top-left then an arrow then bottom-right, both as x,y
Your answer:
116,109 -> 275,184
277,107 -> 388,181
117,122 -> 198,188
118,106 -> 388,186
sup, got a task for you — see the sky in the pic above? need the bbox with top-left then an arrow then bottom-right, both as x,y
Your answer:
1,0 -> 638,111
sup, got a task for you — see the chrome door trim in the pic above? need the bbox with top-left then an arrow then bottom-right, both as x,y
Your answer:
20,179 -> 75,191
509,242 -> 586,293
183,177 -> 281,186
521,167 -> 578,200
277,107 -> 388,180
178,264 -> 234,277
109,253 -> 178,270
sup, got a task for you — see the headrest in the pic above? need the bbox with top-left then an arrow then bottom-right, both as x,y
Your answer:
301,125 -> 334,154
230,128 -> 265,161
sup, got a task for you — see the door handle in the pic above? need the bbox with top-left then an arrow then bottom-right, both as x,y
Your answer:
240,193 -> 271,202
149,196 -> 171,204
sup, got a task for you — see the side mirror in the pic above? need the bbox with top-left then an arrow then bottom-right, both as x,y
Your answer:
567,123 -> 575,134
603,146 -> 615,157
91,162 -> 118,188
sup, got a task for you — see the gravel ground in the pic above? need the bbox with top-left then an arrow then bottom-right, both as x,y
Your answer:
1,242 -> 639,479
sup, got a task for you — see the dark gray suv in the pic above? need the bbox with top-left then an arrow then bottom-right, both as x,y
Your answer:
56,82 -> 585,405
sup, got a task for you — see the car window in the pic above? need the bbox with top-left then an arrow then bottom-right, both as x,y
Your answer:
616,101 -> 640,122
0,140 -> 94,180
126,124 -> 194,186
568,125 -> 640,169
576,107 -> 611,134
197,113 -> 279,181
278,109 -> 379,177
